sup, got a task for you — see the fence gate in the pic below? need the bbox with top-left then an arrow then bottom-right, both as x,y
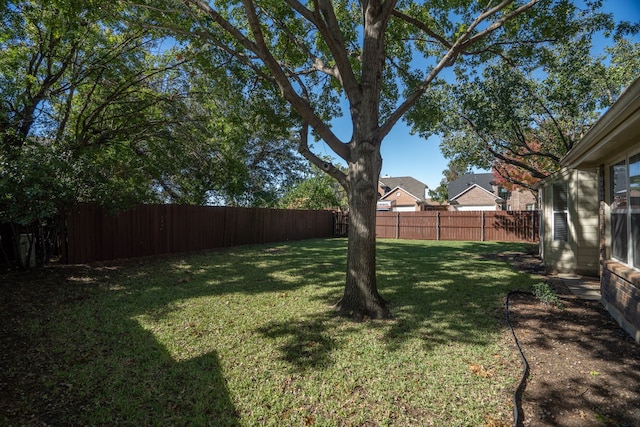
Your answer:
333,212 -> 348,237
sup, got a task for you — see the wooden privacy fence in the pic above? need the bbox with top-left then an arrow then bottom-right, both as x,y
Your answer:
63,204 -> 336,264
376,210 -> 539,242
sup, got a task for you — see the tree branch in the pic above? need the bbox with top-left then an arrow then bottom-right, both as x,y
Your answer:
493,163 -> 538,191
240,0 -> 351,161
263,9 -> 340,79
390,9 -> 451,48
312,0 -> 361,100
178,0 -> 351,162
462,0 -> 542,49
457,113 -> 550,180
298,121 -> 348,189
380,0 -> 542,140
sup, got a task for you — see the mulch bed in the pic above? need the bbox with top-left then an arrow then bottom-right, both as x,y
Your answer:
505,253 -> 640,427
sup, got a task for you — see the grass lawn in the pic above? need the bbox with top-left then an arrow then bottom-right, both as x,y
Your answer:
3,238 -> 538,426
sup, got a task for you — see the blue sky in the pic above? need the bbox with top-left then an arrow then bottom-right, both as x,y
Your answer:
319,1 -> 640,191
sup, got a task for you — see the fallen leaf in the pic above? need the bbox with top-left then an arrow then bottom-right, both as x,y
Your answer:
470,363 -> 491,378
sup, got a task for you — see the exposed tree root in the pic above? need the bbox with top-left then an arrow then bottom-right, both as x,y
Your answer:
334,297 -> 392,321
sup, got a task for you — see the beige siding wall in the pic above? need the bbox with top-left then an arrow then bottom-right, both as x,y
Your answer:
573,169 -> 599,274
540,168 -> 599,276
541,169 -> 572,273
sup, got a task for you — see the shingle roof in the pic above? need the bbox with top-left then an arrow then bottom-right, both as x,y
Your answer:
448,173 -> 494,200
379,176 -> 427,201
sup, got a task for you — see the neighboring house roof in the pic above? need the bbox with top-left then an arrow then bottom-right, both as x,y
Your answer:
379,176 -> 427,201
379,185 -> 421,203
449,183 -> 499,205
447,173 -> 494,200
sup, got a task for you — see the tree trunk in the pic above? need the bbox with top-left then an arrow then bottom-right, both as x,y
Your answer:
335,140 -> 390,320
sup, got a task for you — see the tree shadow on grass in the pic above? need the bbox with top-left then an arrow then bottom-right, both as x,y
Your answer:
256,240 -> 535,369
1,238 -> 533,424
0,238 -> 350,425
255,313 -> 339,372
1,267 -> 241,425
371,240 -> 534,352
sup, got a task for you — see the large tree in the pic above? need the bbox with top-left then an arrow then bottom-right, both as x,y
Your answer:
0,0 -> 198,266
0,0 -> 141,265
133,0 -> 610,319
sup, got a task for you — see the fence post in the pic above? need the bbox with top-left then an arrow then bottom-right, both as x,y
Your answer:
531,210 -> 535,242
481,211 -> 485,242
395,212 -> 400,239
436,211 -> 440,241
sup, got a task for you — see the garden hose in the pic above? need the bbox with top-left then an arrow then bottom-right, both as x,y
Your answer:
505,290 -> 533,427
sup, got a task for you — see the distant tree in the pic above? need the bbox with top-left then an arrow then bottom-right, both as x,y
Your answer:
428,159 -> 470,203
427,182 -> 449,204
491,140 -> 552,191
279,162 -> 348,211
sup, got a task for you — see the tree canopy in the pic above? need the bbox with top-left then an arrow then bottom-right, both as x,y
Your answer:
0,0 -> 307,267
428,158 -> 471,203
436,33 -> 640,191
279,161 -> 348,211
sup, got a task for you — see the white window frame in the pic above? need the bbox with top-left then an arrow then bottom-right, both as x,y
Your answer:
609,151 -> 640,271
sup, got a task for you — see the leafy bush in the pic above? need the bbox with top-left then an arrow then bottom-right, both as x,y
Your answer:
532,282 -> 563,308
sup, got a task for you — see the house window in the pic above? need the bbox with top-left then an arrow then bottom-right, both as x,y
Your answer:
611,159 -> 628,262
498,187 -> 510,210
498,187 -> 511,200
631,153 -> 640,269
610,152 -> 640,269
552,183 -> 568,241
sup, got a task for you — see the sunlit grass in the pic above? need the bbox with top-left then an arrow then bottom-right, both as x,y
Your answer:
7,239 -> 538,426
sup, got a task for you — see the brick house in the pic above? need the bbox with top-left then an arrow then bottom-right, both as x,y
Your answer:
447,173 -> 537,211
377,176 -> 442,211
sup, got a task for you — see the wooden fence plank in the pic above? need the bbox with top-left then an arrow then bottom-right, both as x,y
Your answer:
376,212 -> 399,239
